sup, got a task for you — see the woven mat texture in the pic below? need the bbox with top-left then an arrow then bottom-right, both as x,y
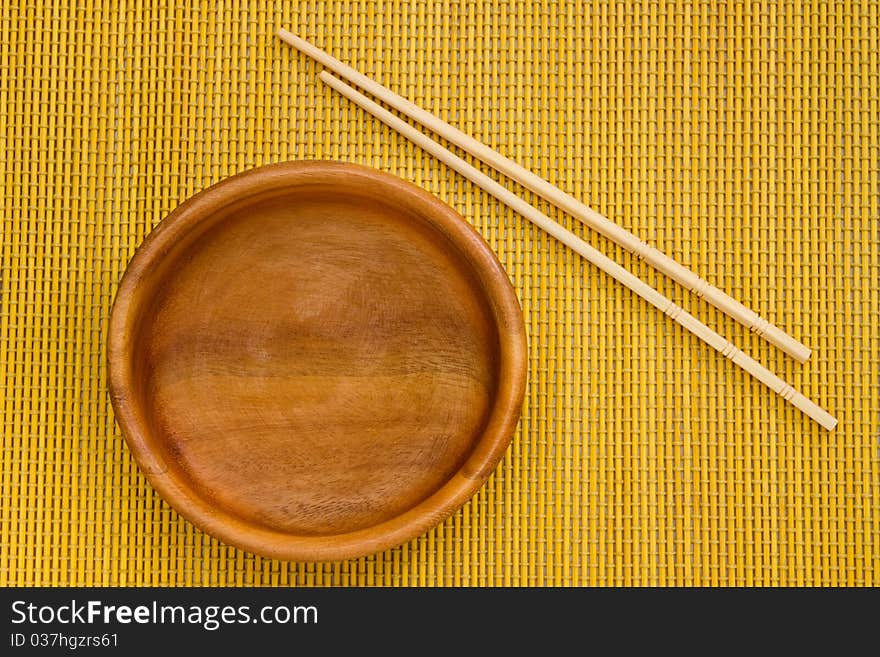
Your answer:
1,1 -> 878,586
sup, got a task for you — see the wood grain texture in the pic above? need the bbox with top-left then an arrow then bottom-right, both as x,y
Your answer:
108,161 -> 528,561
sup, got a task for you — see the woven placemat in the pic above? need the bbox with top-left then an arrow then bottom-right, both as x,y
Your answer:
1,1 -> 877,586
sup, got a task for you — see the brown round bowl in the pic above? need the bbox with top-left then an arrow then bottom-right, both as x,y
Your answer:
108,161 -> 527,561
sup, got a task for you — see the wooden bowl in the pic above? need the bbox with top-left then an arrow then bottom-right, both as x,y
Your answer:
108,161 -> 527,561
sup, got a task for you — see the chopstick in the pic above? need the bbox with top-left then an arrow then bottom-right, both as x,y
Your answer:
278,28 -> 811,363
319,71 -> 837,431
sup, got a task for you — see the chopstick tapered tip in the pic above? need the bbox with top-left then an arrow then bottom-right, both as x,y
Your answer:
277,29 -> 328,66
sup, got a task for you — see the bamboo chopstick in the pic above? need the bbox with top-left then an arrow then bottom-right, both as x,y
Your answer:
278,28 -> 811,363
319,71 -> 836,430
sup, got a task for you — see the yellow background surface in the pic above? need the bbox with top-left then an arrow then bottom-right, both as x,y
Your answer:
1,1 -> 878,585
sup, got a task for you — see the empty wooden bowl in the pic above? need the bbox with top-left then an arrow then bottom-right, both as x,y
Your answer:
108,161 -> 527,561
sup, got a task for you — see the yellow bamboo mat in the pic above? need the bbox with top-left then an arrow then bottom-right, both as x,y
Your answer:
1,1 -> 878,586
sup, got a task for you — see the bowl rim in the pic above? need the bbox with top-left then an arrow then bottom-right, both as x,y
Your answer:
107,160 -> 528,561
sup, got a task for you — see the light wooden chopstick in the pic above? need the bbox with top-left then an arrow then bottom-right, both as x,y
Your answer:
319,71 -> 836,430
278,28 -> 811,363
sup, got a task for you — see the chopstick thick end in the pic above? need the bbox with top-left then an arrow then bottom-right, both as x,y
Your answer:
819,413 -> 839,432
